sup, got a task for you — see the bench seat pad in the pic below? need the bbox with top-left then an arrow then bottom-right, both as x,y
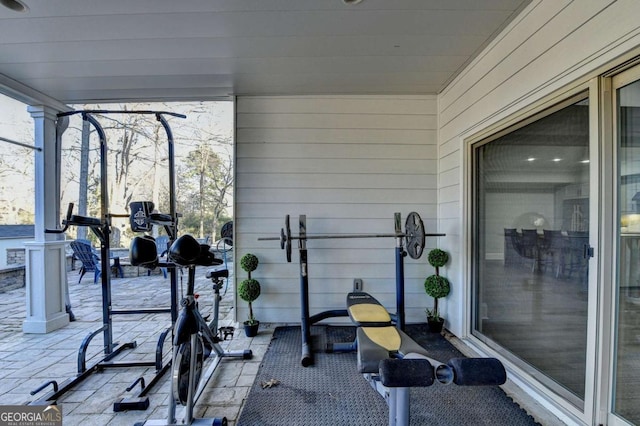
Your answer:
347,292 -> 393,326
356,326 -> 430,373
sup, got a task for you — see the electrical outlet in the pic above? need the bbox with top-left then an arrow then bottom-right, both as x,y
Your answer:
353,278 -> 363,292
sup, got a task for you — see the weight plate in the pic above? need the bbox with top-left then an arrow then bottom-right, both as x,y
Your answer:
280,228 -> 286,250
285,215 -> 292,263
405,211 -> 425,259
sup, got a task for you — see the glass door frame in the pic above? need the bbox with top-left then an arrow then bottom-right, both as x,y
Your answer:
463,79 -> 602,426
606,63 -> 640,426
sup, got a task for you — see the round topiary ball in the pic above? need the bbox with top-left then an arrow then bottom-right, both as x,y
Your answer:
241,253 -> 259,273
427,249 -> 448,269
424,275 -> 451,299
239,278 -> 261,303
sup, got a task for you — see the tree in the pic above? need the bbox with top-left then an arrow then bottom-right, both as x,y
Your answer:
99,109 -> 168,212
0,143 -> 34,224
179,143 -> 233,240
59,105 -> 172,240
0,96 -> 34,224
1,100 -> 234,242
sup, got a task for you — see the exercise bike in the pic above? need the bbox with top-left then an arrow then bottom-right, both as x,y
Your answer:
132,234 -> 252,426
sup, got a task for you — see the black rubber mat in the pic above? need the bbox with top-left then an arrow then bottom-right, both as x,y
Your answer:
238,325 -> 540,426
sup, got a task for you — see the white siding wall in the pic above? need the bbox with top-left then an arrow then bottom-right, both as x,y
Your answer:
235,95 -> 438,324
438,0 -> 640,336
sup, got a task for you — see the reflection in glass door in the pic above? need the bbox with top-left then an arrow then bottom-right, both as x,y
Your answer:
473,95 -> 591,406
614,73 -> 640,423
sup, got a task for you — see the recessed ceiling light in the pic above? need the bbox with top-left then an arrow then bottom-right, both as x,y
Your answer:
0,0 -> 28,12
552,158 -> 562,162
526,157 -> 536,162
580,159 -> 590,164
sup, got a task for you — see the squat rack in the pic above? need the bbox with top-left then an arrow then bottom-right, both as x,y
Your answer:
0,135 -> 41,151
260,212 -> 445,366
31,110 -> 184,409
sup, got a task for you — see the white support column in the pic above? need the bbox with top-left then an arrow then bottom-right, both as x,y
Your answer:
23,105 -> 68,333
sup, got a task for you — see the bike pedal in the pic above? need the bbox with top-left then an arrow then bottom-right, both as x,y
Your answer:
219,326 -> 235,340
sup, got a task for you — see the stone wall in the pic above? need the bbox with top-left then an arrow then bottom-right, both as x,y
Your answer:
0,253 -> 75,292
6,248 -> 25,265
0,266 -> 25,293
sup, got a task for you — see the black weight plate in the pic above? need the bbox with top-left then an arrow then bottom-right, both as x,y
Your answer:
405,211 -> 425,259
285,215 -> 292,263
280,228 -> 286,250
220,221 -> 233,246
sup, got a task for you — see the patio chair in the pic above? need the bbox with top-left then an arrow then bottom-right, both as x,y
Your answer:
70,240 -> 101,284
71,238 -> 92,270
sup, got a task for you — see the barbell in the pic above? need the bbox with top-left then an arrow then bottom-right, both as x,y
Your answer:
258,212 -> 445,262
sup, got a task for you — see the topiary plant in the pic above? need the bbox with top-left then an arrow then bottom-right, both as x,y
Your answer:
239,253 -> 261,325
427,248 -> 448,271
424,248 -> 451,322
241,253 -> 259,277
239,278 -> 261,325
424,274 -> 450,320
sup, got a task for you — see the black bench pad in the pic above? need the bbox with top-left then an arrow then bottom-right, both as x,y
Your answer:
379,358 -> 434,387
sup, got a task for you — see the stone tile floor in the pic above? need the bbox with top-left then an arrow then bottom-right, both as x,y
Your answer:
0,265 -> 273,426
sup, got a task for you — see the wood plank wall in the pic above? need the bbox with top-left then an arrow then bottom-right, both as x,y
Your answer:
235,95 -> 439,324
438,0 -> 640,336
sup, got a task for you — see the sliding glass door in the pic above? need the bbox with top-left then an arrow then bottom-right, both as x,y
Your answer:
472,94 -> 592,407
613,66 -> 640,425
469,61 -> 640,424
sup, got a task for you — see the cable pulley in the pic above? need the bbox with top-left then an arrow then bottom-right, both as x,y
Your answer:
259,212 -> 444,262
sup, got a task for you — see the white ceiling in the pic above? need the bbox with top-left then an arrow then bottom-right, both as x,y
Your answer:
0,0 -> 530,104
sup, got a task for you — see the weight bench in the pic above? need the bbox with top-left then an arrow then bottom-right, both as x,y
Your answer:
347,292 -> 507,426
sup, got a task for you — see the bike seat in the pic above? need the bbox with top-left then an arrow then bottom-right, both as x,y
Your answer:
206,269 -> 229,279
169,235 -> 223,266
195,244 -> 223,266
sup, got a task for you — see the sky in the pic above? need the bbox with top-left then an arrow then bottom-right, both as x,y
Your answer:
0,95 -> 32,142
